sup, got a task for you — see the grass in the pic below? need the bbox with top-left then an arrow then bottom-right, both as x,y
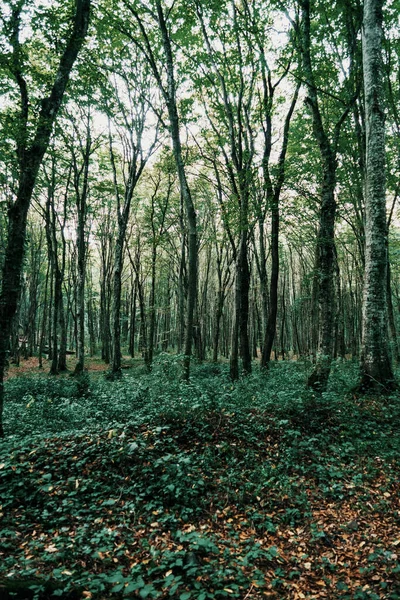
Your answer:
1,356 -> 400,599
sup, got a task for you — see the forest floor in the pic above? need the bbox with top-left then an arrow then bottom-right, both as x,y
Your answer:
1,357 -> 400,600
5,356 -> 140,380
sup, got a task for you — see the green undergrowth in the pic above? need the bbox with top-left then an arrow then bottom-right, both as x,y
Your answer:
1,357 -> 400,599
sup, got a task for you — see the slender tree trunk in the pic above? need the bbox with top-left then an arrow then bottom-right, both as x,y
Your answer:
128,245 -> 150,370
238,235 -> 252,374
100,229 -> 113,364
230,253 -> 241,380
137,272 -> 149,370
111,235 -> 124,375
27,232 -> 42,357
280,267 -> 287,360
57,229 -> 68,371
177,236 -> 186,354
213,288 -> 224,363
87,271 -> 96,357
162,273 -> 171,352
148,245 -> 157,365
44,200 -> 59,375
51,270 -> 61,375
57,287 -> 67,371
359,0 -> 395,390
334,251 -> 346,359
74,210 -> 86,375
39,262 -> 51,369
257,219 -> 269,340
387,261 -> 399,362
262,200 -> 279,366
129,278 -> 137,357
109,98 -> 150,374
155,2 -> 198,380
71,114 -> 92,377
261,84 -> 299,367
300,0 -> 343,391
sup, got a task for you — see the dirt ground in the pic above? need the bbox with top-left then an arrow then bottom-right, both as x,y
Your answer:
4,355 -> 124,380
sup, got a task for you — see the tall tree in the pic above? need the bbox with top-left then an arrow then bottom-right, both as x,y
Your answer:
67,106 -> 95,375
106,59 -> 159,376
298,0 -> 356,391
0,0 -> 91,437
42,152 -> 70,374
359,0 -> 395,390
193,0 -> 257,379
260,83 -> 300,367
119,0 -> 198,379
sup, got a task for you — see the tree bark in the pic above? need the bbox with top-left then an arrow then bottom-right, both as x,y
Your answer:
299,0 -> 339,391
359,0 -> 395,391
99,219 -> 113,364
72,115 -> 92,376
238,235 -> 252,374
111,234 -> 125,376
148,244 -> 157,365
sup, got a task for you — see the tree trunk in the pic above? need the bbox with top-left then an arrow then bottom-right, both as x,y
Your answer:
257,219 -> 269,342
148,244 -> 157,366
38,262 -> 50,369
72,120 -> 91,376
307,167 -> 337,391
155,1 -> 198,380
261,84 -> 299,368
0,0 -> 90,436
137,272 -> 150,370
111,235 -> 124,375
129,278 -> 137,357
177,235 -> 186,354
238,235 -> 252,374
359,0 -> 395,391
230,251 -> 241,380
74,209 -> 86,375
99,228 -> 113,364
87,272 -> 97,358
300,0 -> 340,392
213,288 -> 224,363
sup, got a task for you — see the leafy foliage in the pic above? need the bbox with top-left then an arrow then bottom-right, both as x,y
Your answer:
1,358 -> 400,598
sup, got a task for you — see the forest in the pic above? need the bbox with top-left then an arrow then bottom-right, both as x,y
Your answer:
0,0 -> 400,598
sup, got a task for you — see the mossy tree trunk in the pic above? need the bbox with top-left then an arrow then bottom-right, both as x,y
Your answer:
299,0 -> 355,392
359,0 -> 395,391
